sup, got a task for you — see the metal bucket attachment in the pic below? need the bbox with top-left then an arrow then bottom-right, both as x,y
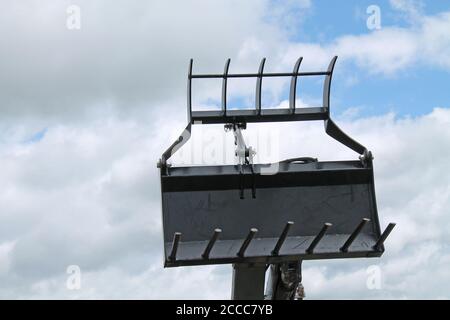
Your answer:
161,160 -> 390,267
158,56 -> 395,268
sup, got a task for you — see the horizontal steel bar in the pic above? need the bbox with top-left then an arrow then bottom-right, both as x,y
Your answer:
191,107 -> 328,124
191,71 -> 331,79
165,249 -> 383,268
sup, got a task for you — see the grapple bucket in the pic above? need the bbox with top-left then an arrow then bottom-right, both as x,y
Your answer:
158,57 -> 395,268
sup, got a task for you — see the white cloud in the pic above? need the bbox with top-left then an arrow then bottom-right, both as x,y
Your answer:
0,106 -> 449,299
0,242 -> 15,276
2,0 -> 450,123
275,4 -> 450,75
421,12 -> 450,70
390,0 -> 425,23
0,0 -> 293,120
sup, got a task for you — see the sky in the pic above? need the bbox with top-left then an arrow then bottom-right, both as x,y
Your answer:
0,0 -> 449,299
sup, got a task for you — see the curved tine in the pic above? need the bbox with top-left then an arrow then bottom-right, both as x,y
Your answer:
221,59 -> 231,116
255,58 -> 266,115
187,59 -> 193,123
289,57 -> 303,114
323,56 -> 338,116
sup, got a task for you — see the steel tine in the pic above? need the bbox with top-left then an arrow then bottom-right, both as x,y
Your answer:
187,59 -> 193,122
373,223 -> 396,251
272,221 -> 294,256
221,58 -> 231,116
323,56 -> 338,114
340,218 -> 370,252
306,223 -> 332,254
202,228 -> 222,259
168,232 -> 182,262
237,228 -> 258,257
255,58 -> 266,115
289,57 -> 303,113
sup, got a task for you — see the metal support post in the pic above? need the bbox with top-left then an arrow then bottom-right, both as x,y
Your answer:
231,263 -> 266,300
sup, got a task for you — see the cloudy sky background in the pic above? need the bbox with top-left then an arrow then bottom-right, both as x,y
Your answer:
0,0 -> 449,299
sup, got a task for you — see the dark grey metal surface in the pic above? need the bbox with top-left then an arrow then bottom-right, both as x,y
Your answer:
161,161 -> 384,267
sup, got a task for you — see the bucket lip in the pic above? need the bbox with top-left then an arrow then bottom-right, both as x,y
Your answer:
162,233 -> 384,268
164,250 -> 384,268
164,160 -> 367,177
